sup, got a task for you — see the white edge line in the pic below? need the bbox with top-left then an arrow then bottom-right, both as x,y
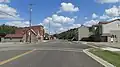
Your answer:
83,49 -> 116,67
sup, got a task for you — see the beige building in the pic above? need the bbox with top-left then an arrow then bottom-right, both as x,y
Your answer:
78,26 -> 90,41
91,19 -> 120,42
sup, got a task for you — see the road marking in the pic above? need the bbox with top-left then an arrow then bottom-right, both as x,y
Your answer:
0,49 -> 36,65
83,49 -> 115,67
0,47 -> 83,52
33,48 -> 83,52
81,42 -> 98,48
87,45 -> 98,48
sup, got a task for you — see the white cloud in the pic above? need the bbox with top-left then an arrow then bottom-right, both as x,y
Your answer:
84,20 -> 99,27
43,14 -> 75,24
57,2 -> 79,13
5,21 -> 30,27
39,23 -> 43,25
58,27 -> 68,32
43,22 -> 62,28
43,17 -> 52,24
56,24 -> 81,33
107,17 -> 120,21
92,13 -> 98,19
0,4 -> 20,20
51,22 -> 62,27
100,14 -> 110,19
42,14 -> 78,34
42,14 -> 76,32
69,24 -> 81,29
0,0 -> 10,3
96,0 -> 120,3
85,17 -> 88,19
42,3 -> 79,34
52,14 -> 75,23
95,5 -> 120,20
44,23 -> 81,34
105,5 -> 120,17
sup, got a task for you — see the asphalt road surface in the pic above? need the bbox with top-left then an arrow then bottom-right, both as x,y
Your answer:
0,40 -> 104,67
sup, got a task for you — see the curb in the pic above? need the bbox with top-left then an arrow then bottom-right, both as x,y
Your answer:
81,42 -> 99,48
83,49 -> 116,67
88,42 -> 120,49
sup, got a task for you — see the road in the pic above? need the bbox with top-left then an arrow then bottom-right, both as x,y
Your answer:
0,40 -> 104,67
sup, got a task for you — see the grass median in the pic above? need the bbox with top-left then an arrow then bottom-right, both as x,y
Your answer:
90,48 -> 120,67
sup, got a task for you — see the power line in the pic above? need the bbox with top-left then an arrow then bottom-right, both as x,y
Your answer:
0,10 -> 18,18
0,10 -> 25,21
0,19 -> 27,21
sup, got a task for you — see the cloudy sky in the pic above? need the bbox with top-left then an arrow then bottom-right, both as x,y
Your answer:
0,0 -> 120,34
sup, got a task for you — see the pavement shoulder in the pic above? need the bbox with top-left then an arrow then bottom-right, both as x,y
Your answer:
83,49 -> 116,67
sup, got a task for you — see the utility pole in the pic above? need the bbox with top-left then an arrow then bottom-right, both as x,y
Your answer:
29,4 -> 33,43
49,21 -> 50,40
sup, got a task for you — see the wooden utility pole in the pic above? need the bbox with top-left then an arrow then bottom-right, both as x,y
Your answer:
29,4 -> 33,43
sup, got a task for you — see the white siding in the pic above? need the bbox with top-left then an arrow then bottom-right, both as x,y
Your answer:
110,30 -> 120,42
78,27 -> 89,40
102,21 -> 120,33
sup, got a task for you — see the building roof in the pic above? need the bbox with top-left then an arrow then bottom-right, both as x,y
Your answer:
99,19 -> 120,24
0,33 -> 6,37
5,25 -> 44,38
5,34 -> 23,38
16,25 -> 43,35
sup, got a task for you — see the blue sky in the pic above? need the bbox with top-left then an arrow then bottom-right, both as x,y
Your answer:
0,0 -> 120,34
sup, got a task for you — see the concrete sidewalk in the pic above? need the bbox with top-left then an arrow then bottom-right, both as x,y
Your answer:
80,41 -> 120,49
0,40 -> 49,47
0,42 -> 28,47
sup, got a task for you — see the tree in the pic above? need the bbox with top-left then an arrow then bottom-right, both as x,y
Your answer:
54,28 -> 78,41
0,24 -> 18,34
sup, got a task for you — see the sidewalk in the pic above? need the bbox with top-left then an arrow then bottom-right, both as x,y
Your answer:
81,41 -> 120,49
0,40 -> 49,47
0,42 -> 28,47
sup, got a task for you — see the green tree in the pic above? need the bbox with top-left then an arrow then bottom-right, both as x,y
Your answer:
54,28 -> 78,41
0,24 -> 18,34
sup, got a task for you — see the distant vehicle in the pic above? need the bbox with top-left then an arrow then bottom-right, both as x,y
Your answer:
44,37 -> 49,40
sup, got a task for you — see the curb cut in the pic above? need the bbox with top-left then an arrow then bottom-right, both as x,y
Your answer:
83,49 -> 116,67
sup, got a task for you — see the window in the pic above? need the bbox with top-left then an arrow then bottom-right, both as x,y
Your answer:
115,35 -> 117,38
111,35 -> 117,38
117,23 -> 120,27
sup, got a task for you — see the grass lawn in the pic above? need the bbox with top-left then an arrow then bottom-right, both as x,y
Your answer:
90,48 -> 120,67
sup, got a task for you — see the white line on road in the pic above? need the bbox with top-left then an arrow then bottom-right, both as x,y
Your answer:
0,47 -> 83,52
83,49 -> 116,67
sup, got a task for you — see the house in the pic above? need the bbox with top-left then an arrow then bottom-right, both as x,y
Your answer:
4,34 -> 23,42
78,26 -> 90,41
4,25 -> 45,42
91,19 -> 120,42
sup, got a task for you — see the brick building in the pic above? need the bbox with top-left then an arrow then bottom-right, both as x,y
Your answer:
4,25 -> 45,42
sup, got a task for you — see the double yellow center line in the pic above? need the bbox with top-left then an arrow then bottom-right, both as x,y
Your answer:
0,49 -> 36,65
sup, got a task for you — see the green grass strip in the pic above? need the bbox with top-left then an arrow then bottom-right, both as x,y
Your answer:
90,48 -> 120,67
